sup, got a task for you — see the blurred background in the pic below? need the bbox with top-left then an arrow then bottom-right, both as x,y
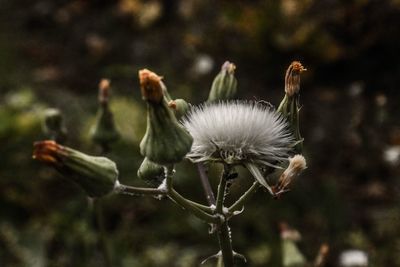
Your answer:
1,0 -> 400,266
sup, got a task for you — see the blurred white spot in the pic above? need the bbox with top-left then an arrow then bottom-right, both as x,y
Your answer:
339,250 -> 368,267
192,54 -> 214,76
349,82 -> 364,97
383,146 -> 400,165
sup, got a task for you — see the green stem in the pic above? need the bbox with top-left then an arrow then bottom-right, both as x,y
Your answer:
114,183 -> 167,196
172,189 -> 214,213
216,165 -> 229,214
228,182 -> 259,213
93,199 -> 112,267
218,221 -> 234,267
168,189 -> 219,224
216,165 -> 234,267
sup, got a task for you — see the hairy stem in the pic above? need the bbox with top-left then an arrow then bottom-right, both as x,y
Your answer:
216,165 -> 234,267
218,221 -> 234,267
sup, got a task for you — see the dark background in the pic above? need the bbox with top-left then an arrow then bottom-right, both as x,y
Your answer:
1,0 -> 400,266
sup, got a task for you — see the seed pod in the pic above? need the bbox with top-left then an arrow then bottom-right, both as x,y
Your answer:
33,140 -> 118,197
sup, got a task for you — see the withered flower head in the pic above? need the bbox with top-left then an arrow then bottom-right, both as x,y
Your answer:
284,61 -> 307,97
139,69 -> 164,103
273,154 -> 307,197
33,140 -> 119,197
99,78 -> 111,104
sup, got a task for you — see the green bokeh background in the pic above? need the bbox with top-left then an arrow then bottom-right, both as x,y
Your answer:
1,1 -> 400,266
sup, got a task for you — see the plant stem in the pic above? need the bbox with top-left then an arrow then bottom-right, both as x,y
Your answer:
228,181 -> 259,213
114,183 -> 167,196
172,189 -> 214,213
93,198 -> 112,267
197,162 -> 216,205
168,188 -> 219,224
217,221 -> 234,267
216,165 -> 229,214
215,165 -> 234,267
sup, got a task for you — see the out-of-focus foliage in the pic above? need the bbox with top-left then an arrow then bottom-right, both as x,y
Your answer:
1,0 -> 400,266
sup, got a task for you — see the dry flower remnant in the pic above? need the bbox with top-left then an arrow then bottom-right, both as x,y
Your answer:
284,61 -> 307,97
139,69 -> 164,103
272,154 -> 307,197
98,78 -> 111,104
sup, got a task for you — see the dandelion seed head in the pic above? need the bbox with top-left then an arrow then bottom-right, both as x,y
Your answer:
182,101 -> 294,166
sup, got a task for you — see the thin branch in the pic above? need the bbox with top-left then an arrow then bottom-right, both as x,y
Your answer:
168,188 -> 219,224
228,181 -> 260,213
114,182 -> 167,196
196,162 -> 216,205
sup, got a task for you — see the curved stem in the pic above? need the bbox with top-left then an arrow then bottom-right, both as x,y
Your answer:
172,189 -> 214,213
228,181 -> 259,213
168,189 -> 219,224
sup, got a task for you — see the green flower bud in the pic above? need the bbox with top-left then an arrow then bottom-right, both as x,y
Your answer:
137,157 -> 165,186
138,69 -> 193,165
42,108 -> 67,144
207,61 -> 238,102
90,79 -> 120,149
33,140 -> 118,197
277,61 -> 306,153
168,99 -> 189,120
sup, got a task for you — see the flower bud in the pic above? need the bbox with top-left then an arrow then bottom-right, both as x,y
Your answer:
42,108 -> 67,144
168,99 -> 189,120
284,61 -> 306,97
137,157 -> 165,186
280,222 -> 307,267
33,140 -> 118,197
207,61 -> 238,102
272,154 -> 306,197
277,61 -> 307,153
139,69 -> 193,165
90,79 -> 120,149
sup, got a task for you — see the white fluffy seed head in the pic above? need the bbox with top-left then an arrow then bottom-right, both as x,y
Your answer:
182,101 -> 295,166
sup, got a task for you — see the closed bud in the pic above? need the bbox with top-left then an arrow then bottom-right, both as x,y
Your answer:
137,157 -> 165,186
138,69 -> 193,165
168,99 -> 189,120
42,108 -> 67,144
90,79 -> 120,150
207,61 -> 238,102
33,140 -> 119,197
277,61 -> 307,153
